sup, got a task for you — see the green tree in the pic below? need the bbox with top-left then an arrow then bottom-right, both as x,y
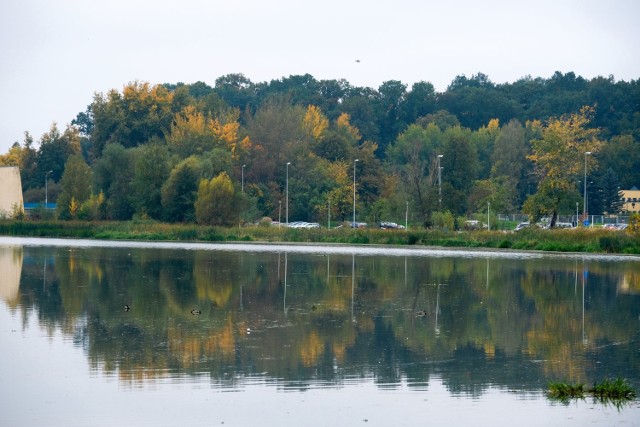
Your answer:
195,172 -> 237,225
93,143 -> 135,220
90,81 -> 174,156
131,142 -> 170,219
386,123 -> 443,220
31,124 -> 82,191
491,119 -> 530,209
57,155 -> 92,220
441,126 -> 478,215
162,157 -> 200,222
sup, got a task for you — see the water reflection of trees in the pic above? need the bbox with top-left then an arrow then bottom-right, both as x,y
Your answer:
9,246 -> 640,394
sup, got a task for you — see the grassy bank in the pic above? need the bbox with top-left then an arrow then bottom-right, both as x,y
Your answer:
0,220 -> 639,254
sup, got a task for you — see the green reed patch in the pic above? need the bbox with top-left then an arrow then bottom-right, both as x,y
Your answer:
548,378 -> 636,404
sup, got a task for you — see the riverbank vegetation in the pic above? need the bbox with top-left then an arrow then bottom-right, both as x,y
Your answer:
1,220 -> 640,254
548,378 -> 637,405
1,72 -> 639,231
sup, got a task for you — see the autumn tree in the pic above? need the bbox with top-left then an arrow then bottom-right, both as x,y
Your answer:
524,107 -> 602,226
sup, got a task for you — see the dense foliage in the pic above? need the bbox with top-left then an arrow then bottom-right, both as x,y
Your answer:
2,71 -> 639,226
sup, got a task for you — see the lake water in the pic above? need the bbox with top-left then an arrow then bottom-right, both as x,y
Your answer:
1,237 -> 639,426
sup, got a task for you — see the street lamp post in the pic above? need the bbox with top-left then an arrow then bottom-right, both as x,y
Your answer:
286,162 -> 291,226
353,159 -> 359,227
487,201 -> 490,231
405,201 -> 409,229
45,170 -> 53,207
583,151 -> 592,219
437,155 -> 443,208
241,164 -> 246,193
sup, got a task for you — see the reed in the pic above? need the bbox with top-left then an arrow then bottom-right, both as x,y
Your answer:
548,378 -> 636,404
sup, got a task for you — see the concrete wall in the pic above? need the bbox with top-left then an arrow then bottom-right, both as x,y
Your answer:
0,166 -> 24,218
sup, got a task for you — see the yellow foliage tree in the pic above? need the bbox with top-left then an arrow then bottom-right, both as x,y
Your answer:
303,105 -> 329,141
525,107 -> 603,225
69,197 -> 79,218
336,113 -> 361,141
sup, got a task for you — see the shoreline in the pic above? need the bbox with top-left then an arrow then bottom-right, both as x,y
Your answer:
0,220 -> 639,255
2,235 -> 639,261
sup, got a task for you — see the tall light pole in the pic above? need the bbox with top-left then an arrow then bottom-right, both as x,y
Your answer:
437,155 -> 443,208
405,201 -> 409,229
286,162 -> 291,226
583,151 -> 592,218
241,164 -> 246,193
487,201 -> 490,231
353,159 -> 359,227
45,170 -> 53,207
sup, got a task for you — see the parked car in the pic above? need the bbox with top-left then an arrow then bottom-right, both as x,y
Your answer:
379,222 -> 405,229
350,222 -> 367,229
287,221 -> 320,229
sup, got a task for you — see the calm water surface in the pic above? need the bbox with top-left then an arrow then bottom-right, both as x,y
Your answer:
1,237 -> 639,426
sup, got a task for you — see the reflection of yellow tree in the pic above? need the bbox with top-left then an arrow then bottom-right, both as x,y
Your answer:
168,316 -> 238,368
299,330 -> 323,367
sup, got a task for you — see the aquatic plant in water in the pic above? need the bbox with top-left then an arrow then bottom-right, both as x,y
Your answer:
547,378 -> 636,406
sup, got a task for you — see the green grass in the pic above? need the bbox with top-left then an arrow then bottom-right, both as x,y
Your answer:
0,219 -> 638,254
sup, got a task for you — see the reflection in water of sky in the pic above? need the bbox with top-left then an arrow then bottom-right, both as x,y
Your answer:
0,238 -> 639,426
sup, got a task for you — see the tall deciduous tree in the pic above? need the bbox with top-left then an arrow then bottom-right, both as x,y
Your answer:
131,142 -> 170,219
195,172 -> 237,226
93,143 -> 135,220
524,107 -> 602,225
441,126 -> 478,215
491,119 -> 530,210
386,123 -> 443,220
162,157 -> 200,222
57,155 -> 92,219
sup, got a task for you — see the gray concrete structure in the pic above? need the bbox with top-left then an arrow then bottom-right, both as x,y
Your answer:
0,166 -> 24,218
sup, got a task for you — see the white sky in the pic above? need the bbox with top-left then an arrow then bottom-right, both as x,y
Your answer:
1,0 -> 638,154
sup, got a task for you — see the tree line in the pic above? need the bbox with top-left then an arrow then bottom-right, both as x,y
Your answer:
1,71 -> 639,227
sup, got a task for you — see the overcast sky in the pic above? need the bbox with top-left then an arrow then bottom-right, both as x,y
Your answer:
1,0 -> 638,154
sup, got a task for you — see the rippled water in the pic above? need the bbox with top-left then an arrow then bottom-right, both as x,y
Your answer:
1,237 -> 639,426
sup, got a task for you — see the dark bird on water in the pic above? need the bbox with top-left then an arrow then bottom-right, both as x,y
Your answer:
191,309 -> 202,315
416,310 -> 427,317
124,305 -> 131,312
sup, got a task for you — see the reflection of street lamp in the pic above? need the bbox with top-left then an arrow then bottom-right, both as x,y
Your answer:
45,170 -> 53,207
583,151 -> 592,217
437,155 -> 443,208
286,162 -> 291,225
241,164 -> 246,193
353,159 -> 359,227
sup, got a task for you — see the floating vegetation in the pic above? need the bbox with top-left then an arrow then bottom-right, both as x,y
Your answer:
548,378 -> 637,407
